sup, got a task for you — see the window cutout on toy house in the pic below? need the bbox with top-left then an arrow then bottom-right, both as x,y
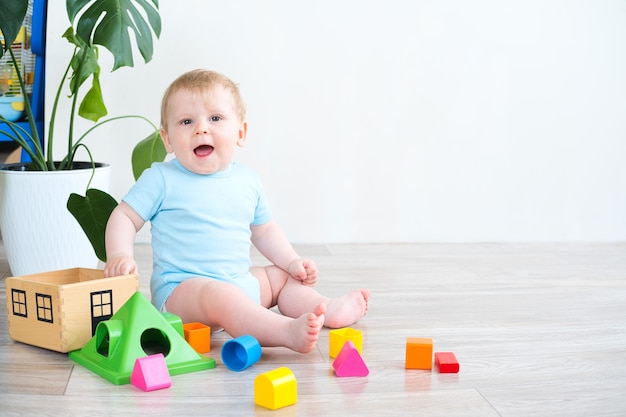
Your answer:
35,293 -> 53,323
91,290 -> 113,336
11,289 -> 27,318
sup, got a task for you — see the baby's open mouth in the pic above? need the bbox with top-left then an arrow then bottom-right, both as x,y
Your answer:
194,145 -> 214,157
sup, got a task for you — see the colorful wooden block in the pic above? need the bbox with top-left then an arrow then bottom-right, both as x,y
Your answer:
254,367 -> 297,410
183,322 -> 211,353
405,337 -> 433,370
130,353 -> 172,391
332,340 -> 369,377
329,327 -> 363,358
435,352 -> 460,373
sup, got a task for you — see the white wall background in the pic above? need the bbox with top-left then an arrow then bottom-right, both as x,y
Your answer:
46,0 -> 626,243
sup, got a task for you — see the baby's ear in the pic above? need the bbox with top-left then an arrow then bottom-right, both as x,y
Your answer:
237,121 -> 248,147
160,129 -> 174,153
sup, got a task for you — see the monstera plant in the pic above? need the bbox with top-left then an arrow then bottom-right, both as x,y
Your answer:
0,0 -> 166,265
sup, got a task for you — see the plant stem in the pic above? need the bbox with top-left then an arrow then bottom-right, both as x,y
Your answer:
0,117 -> 45,169
47,54 -> 74,170
64,47 -> 90,170
74,115 -> 158,146
6,47 -> 46,168
67,71 -> 80,168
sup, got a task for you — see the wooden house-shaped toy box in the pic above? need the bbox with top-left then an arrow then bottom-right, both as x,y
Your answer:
5,268 -> 139,353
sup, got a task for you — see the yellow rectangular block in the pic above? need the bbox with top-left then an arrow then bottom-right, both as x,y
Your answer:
5,268 -> 138,352
329,327 -> 363,358
405,337 -> 433,370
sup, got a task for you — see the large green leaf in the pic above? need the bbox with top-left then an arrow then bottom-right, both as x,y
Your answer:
0,0 -> 28,59
68,0 -> 161,71
132,129 -> 166,180
67,189 -> 119,262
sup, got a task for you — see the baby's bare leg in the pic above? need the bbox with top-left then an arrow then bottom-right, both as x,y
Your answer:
165,278 -> 324,353
253,265 -> 370,329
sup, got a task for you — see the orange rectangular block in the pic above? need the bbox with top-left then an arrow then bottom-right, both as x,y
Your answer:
183,322 -> 211,353
405,337 -> 433,370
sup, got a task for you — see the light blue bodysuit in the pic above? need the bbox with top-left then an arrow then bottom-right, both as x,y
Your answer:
122,159 -> 272,310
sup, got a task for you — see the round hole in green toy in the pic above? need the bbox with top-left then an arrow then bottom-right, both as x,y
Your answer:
140,328 -> 171,356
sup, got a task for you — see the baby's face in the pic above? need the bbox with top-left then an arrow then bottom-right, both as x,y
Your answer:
161,86 -> 246,175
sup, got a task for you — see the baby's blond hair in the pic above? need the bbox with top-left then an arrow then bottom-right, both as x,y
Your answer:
160,69 -> 246,131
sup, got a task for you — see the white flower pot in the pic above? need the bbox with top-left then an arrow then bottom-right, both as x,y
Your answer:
0,163 -> 111,276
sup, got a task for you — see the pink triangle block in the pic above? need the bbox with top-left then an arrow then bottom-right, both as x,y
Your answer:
332,340 -> 369,377
130,353 -> 172,391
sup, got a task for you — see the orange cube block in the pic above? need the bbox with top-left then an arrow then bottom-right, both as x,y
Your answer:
183,322 -> 211,353
405,337 -> 433,370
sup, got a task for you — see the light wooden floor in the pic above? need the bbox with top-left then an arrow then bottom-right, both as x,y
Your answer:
1,241 -> 625,416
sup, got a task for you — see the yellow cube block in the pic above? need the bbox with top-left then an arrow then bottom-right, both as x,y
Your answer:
329,327 -> 363,358
254,367 -> 297,410
405,337 -> 433,369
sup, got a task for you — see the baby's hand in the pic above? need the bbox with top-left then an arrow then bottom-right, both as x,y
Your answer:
288,258 -> 318,286
104,256 -> 138,278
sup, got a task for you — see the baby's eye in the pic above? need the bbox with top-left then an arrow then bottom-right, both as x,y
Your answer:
181,119 -> 192,125
210,115 -> 223,122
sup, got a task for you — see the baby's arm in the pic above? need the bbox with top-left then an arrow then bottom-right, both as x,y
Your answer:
103,202 -> 145,277
251,219 -> 318,286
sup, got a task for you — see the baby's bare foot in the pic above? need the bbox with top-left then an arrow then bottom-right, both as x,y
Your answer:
287,303 -> 326,353
324,289 -> 370,328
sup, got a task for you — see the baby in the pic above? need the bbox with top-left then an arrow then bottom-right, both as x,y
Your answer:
104,69 -> 369,353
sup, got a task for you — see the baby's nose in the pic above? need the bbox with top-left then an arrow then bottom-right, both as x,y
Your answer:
195,124 -> 209,135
